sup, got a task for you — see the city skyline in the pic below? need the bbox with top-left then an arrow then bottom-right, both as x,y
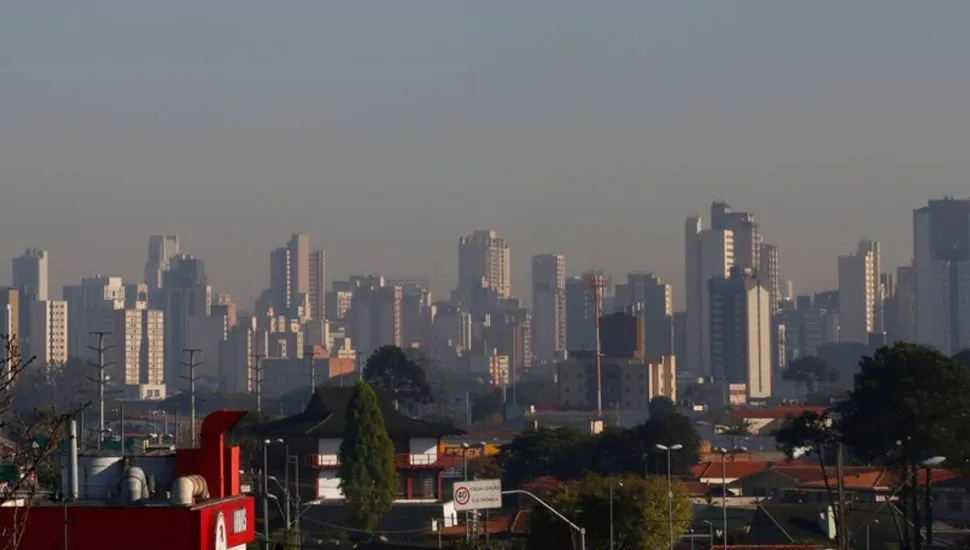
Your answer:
5,3 -> 970,305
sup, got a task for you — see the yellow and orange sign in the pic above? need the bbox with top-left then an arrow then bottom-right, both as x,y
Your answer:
438,443 -> 501,459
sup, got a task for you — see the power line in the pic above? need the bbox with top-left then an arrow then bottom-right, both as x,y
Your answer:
251,352 -> 265,413
180,348 -> 202,447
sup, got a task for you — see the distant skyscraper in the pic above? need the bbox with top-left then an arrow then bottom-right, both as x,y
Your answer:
684,216 -> 735,376
29,300 -> 68,366
708,267 -> 772,400
350,282 -> 402,359
12,248 -> 49,302
287,233 -> 310,299
144,235 -> 179,291
615,273 -> 673,359
565,276 -> 596,353
63,275 -> 125,360
531,254 -> 566,362
914,198 -> 970,354
761,243 -> 781,312
837,240 -> 881,344
0,288 -> 18,382
711,202 -> 762,273
269,247 -> 292,314
107,308 -> 165,388
163,255 -> 210,385
892,264 -> 917,343
309,250 -> 327,321
458,230 -> 511,299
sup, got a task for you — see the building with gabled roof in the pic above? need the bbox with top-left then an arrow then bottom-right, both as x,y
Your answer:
256,386 -> 464,503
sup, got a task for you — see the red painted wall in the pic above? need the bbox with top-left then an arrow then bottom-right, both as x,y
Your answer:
0,496 -> 254,550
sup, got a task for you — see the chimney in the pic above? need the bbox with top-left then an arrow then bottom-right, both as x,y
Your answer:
68,418 -> 79,500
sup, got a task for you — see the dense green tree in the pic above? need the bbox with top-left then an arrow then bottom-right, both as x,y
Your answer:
775,410 -> 842,539
527,474 -> 692,550
362,345 -> 433,407
782,356 -> 839,394
499,412 -> 701,486
647,396 -> 676,420
498,428 -> 595,487
837,343 -> 970,466
227,411 -> 280,469
337,381 -> 397,531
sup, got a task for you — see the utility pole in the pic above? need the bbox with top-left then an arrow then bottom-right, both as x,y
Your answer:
836,442 -> 847,550
250,352 -> 265,413
181,349 -> 202,447
86,332 -> 114,451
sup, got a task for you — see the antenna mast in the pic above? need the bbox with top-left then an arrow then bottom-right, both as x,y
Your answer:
585,271 -> 606,418
181,348 -> 202,447
86,331 -> 114,451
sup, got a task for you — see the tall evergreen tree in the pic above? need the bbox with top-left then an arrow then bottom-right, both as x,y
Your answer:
338,380 -> 397,531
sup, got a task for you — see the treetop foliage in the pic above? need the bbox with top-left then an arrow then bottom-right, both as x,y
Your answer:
499,411 -> 701,488
362,345 -> 433,405
527,473 -> 693,550
337,380 -> 397,531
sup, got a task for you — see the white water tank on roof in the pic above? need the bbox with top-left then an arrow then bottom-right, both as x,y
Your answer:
79,456 -> 123,500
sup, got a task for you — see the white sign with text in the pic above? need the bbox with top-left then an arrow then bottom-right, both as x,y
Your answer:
452,479 -> 502,511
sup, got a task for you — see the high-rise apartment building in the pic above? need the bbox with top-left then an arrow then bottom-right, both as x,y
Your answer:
269,247 -> 292,315
29,300 -> 68,366
760,243 -> 781,312
349,282 -> 403,359
163,255 -> 210,385
0,288 -> 18,383
685,216 -> 735,376
709,267 -> 772,400
144,235 -> 179,291
615,273 -> 673,359
0,288 -> 19,344
457,230 -> 511,299
565,274 -> 603,354
914,198 -> 970,354
287,233 -> 310,297
309,250 -> 327,321
63,275 -> 126,360
531,254 -> 566,362
890,264 -> 917,343
12,248 -> 49,302
107,309 -> 165,388
837,240 -> 881,344
712,202 -> 762,273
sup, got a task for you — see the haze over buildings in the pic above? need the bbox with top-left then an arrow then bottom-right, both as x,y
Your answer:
4,3 -> 970,409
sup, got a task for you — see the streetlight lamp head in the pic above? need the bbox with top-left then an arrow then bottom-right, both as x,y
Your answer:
263,439 -> 271,445
275,438 -> 284,444
656,444 -> 669,451
461,442 -> 470,448
716,447 -> 728,454
670,444 -> 684,451
736,446 -> 748,453
921,456 -> 946,468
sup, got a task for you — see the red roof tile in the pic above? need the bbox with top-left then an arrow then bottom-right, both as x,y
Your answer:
692,460 -> 815,480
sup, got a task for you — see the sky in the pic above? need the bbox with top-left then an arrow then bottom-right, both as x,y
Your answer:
3,2 -> 970,307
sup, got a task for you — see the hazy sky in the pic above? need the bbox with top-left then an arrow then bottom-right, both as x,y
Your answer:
3,2 -> 970,307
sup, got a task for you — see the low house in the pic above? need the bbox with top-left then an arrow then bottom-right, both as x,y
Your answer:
257,387 -> 464,503
740,502 -> 904,549
928,474 -> 970,527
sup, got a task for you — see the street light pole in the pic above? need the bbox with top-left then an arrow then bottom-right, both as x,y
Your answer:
609,482 -> 623,550
656,444 -> 683,550
283,443 -> 291,531
262,439 -> 270,550
462,442 -> 470,541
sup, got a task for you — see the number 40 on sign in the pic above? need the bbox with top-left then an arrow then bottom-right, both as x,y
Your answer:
452,479 -> 502,511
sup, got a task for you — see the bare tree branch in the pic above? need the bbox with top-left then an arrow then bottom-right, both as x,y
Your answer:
0,334 -> 90,550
